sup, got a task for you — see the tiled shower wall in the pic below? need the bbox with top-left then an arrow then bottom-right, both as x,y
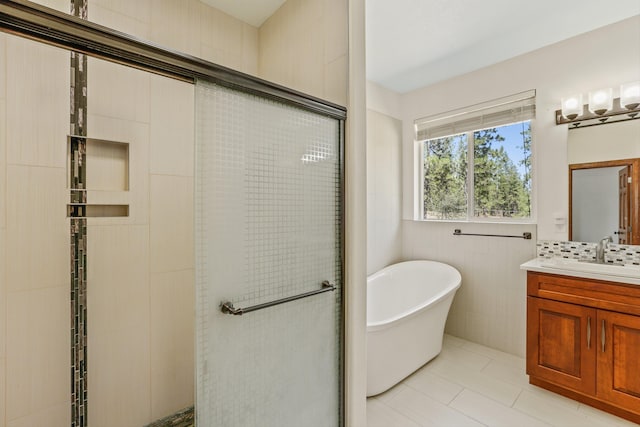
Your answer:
69,3 -> 88,426
3,32 -> 71,427
0,0 -> 349,425
85,56 -> 197,427
66,1 -> 264,419
0,0 -> 256,426
258,0 -> 349,107
0,28 -> 6,427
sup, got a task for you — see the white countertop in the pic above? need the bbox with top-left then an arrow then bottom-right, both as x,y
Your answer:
520,257 -> 640,286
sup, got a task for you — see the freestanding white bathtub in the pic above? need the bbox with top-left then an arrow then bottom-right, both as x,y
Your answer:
366,260 -> 461,396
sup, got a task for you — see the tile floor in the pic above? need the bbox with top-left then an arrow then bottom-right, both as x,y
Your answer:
367,334 -> 639,427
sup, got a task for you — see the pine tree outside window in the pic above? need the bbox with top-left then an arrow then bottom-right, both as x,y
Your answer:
416,91 -> 535,221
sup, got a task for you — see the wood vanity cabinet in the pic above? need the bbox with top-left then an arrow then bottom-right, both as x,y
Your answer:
527,271 -> 640,424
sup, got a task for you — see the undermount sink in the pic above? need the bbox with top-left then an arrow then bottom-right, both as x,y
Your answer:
540,258 -> 640,279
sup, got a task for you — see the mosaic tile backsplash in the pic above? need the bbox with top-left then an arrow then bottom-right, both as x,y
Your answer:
537,240 -> 640,266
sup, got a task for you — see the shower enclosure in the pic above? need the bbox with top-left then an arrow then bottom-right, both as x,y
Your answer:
195,80 -> 344,426
0,2 -> 346,426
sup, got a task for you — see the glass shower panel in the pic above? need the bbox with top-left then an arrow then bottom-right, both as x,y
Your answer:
195,80 -> 343,427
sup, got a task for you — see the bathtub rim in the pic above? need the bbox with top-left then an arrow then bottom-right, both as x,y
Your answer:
366,260 -> 461,333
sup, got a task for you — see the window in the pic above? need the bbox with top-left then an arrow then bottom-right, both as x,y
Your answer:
416,91 -> 534,221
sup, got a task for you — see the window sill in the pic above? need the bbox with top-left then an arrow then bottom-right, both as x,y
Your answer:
410,218 -> 537,225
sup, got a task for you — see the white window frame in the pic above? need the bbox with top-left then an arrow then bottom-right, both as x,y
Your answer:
415,91 -> 536,223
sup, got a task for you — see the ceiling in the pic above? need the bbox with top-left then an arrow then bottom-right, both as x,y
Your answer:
199,0 -> 286,27
367,0 -> 640,93
202,0 -> 640,94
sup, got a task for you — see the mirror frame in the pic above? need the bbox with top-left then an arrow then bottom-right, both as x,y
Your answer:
569,158 -> 640,245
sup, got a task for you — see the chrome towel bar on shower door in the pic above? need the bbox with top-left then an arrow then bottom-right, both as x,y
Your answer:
220,281 -> 336,315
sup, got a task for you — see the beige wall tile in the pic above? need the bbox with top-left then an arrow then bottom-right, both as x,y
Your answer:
291,0 -> 325,96
88,224 -> 151,427
257,8 -> 286,83
90,0 -> 151,26
0,34 -> 5,100
150,0 -> 201,58
199,2 -> 244,70
402,221 -> 536,357
0,229 -> 5,358
258,0 -> 348,104
200,43 -> 243,72
200,1 -> 241,46
88,2 -> 150,40
7,401 -> 69,427
26,0 -> 70,13
6,286 -> 69,422
324,55 -> 348,107
150,75 -> 194,177
242,23 -> 259,76
150,269 -> 195,420
85,139 -> 129,191
6,36 -> 68,168
87,114 -> 150,225
6,165 -> 68,292
87,113 -> 149,147
88,56 -> 150,124
323,0 -> 348,63
150,175 -> 194,273
0,99 -> 6,229
0,357 -> 5,426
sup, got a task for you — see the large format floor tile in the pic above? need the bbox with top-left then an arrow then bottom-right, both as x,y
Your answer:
367,335 -> 635,427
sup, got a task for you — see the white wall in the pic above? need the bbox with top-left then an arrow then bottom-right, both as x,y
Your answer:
348,0 -> 368,424
568,119 -> 640,164
365,16 -> 640,357
401,15 -> 640,240
366,82 -> 403,275
366,109 -> 402,275
367,81 -> 402,119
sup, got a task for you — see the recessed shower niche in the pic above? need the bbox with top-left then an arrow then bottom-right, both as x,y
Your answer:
67,135 -> 130,218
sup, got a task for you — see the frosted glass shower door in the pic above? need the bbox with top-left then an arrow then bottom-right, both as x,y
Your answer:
195,80 -> 343,427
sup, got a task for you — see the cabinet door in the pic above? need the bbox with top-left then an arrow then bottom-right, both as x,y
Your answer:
527,297 -> 596,394
597,310 -> 640,411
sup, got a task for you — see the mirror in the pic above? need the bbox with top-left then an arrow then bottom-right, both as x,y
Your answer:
569,158 -> 639,244
567,119 -> 640,244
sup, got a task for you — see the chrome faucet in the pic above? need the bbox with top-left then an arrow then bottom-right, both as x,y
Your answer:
596,236 -> 613,263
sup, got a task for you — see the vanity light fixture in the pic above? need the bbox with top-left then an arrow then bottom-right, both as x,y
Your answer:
587,88 -> 613,115
556,83 -> 640,128
620,81 -> 640,113
561,94 -> 583,120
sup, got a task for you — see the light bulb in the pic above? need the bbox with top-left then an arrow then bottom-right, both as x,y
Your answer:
620,81 -> 640,110
588,88 -> 613,115
561,94 -> 583,120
